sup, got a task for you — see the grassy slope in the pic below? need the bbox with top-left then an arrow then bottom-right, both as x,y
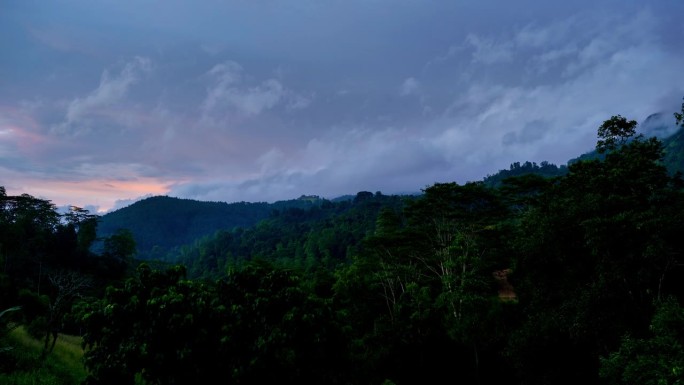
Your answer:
1,326 -> 87,385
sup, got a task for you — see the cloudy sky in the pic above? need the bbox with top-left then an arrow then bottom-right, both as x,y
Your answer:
1,0 -> 683,212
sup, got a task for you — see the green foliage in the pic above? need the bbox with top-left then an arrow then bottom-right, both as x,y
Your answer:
600,297 -> 684,385
173,192 -> 408,279
0,189 -> 129,382
506,114 -> 684,384
82,262 -> 348,385
1,326 -> 86,385
334,182 -> 516,383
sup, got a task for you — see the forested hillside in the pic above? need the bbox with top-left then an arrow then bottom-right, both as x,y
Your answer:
2,104 -> 684,384
171,191 -> 407,279
96,195 -> 330,260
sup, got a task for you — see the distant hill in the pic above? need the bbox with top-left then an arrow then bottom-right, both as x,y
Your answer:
482,161 -> 568,188
96,195 -> 327,260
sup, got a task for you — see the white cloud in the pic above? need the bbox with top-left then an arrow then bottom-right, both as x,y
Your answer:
229,79 -> 285,115
6,1 -> 684,211
287,93 -> 313,110
202,61 -> 310,118
400,77 -> 420,96
423,6 -> 684,181
465,33 -> 514,65
53,57 -> 152,135
202,61 -> 244,113
168,124 -> 449,203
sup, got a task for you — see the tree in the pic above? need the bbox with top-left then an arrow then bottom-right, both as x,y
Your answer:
0,193 -> 60,295
102,229 -> 136,261
405,182 -> 510,382
82,264 -> 205,385
63,206 -> 99,254
596,115 -> 638,153
98,228 -> 137,279
42,271 -> 91,355
348,182 -> 512,384
675,97 -> 684,128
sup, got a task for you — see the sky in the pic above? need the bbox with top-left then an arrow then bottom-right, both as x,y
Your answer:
1,0 -> 683,213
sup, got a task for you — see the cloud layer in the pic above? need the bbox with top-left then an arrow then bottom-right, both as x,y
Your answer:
1,1 -> 683,211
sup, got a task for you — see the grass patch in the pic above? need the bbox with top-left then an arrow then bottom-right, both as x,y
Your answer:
0,326 -> 87,385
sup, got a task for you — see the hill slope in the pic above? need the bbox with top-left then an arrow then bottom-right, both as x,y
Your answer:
96,195 -> 325,260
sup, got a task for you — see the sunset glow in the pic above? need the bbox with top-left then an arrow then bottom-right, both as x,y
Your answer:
5,178 -> 173,213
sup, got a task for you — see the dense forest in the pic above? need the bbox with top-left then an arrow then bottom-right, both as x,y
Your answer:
95,195 -> 333,260
2,105 -> 684,384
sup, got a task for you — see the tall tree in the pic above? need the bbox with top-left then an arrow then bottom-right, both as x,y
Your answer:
63,206 -> 99,254
507,114 -> 684,384
346,182 -> 512,384
596,115 -> 638,153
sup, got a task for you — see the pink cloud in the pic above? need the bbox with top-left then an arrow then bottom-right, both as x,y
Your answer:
0,106 -> 47,154
5,177 -> 173,213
